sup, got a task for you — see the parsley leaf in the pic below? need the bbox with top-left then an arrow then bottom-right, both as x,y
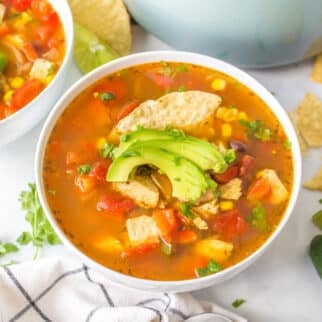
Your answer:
196,259 -> 221,277
18,183 -> 61,259
232,298 -> 246,308
247,202 -> 269,231
0,241 -> 19,257
77,164 -> 92,175
239,119 -> 271,141
180,203 -> 194,219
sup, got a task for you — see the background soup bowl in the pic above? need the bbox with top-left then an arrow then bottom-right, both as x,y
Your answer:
0,0 -> 74,147
35,51 -> 302,293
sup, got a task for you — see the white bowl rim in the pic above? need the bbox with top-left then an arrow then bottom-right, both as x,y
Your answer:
0,0 -> 74,125
35,50 -> 302,290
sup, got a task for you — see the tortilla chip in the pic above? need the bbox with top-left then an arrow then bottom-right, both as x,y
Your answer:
303,166 -> 322,191
287,112 -> 308,153
68,0 -> 131,55
116,90 -> 222,134
295,93 -> 322,147
311,54 -> 322,83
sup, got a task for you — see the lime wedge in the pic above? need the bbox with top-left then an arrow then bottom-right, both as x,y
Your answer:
73,23 -> 119,74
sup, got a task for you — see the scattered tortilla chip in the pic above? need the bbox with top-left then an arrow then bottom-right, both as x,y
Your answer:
68,0 -> 131,55
311,54 -> 322,83
295,93 -> 322,147
116,90 -> 222,134
303,166 -> 322,191
287,112 -> 308,153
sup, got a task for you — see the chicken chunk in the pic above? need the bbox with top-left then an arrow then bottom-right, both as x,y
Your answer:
193,216 -> 208,230
257,169 -> 288,204
193,199 -> 219,219
113,176 -> 159,208
30,58 -> 54,82
126,215 -> 160,246
220,178 -> 242,200
116,91 -> 221,133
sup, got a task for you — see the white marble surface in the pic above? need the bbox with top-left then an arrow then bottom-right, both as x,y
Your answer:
0,26 -> 321,321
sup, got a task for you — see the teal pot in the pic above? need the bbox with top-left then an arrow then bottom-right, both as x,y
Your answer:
124,0 -> 322,68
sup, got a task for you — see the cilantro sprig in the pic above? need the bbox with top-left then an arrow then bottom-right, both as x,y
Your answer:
196,259 -> 221,277
180,203 -> 194,219
246,202 -> 269,231
0,241 -> 18,257
17,183 -> 61,259
239,119 -> 271,141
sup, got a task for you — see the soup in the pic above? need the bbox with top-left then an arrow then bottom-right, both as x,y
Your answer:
43,62 -> 293,281
0,0 -> 65,120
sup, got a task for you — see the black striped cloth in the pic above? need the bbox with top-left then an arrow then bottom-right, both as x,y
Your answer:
0,257 -> 246,322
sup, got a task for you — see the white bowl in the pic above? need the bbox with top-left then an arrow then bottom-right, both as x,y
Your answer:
35,51 -> 302,293
0,0 -> 74,147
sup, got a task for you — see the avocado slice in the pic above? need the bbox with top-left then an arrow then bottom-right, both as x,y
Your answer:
114,128 -> 227,173
107,145 -> 209,201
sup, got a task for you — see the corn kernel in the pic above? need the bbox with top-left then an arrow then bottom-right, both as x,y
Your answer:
216,107 -> 226,119
223,108 -> 238,122
10,77 -> 24,89
238,111 -> 248,120
221,123 -> 232,138
211,78 -> 227,91
12,12 -> 32,28
219,201 -> 234,211
45,74 -> 54,84
96,137 -> 107,150
3,90 -> 13,104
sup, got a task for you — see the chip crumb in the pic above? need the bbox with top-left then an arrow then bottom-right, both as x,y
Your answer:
304,166 -> 322,191
311,54 -> 322,83
287,112 -> 308,153
294,93 -> 322,147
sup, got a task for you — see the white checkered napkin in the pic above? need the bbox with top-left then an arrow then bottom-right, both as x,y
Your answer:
0,257 -> 247,322
116,91 -> 221,134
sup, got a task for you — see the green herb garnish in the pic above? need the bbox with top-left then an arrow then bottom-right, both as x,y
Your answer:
177,85 -> 187,92
312,210 -> 322,230
100,142 -> 115,159
239,119 -> 271,141
180,203 -> 194,219
283,140 -> 292,150
0,241 -> 19,257
122,150 -> 141,158
246,202 -> 268,231
223,149 -> 236,164
99,92 -> 115,102
176,64 -> 188,72
232,299 -> 246,308
77,164 -> 92,175
196,259 -> 221,277
17,183 -> 61,259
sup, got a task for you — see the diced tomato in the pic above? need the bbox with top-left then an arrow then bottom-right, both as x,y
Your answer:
117,100 -> 140,121
0,23 -> 11,37
214,166 -> 239,184
94,79 -> 126,100
212,209 -> 247,241
43,12 -> 59,28
152,208 -> 180,240
22,43 -> 38,61
74,175 -> 96,193
247,177 -> 271,201
10,79 -> 42,111
97,196 -> 135,214
12,0 -> 32,11
146,72 -> 173,89
239,154 -> 255,176
175,230 -> 197,244
31,0 -> 51,17
34,24 -> 54,45
121,242 -> 159,259
0,103 -> 7,120
89,160 -> 110,182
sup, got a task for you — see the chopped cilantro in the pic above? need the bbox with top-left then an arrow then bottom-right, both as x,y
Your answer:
196,259 -> 221,277
232,299 -> 246,308
223,149 -> 236,164
100,142 -> 115,159
180,203 -> 194,219
312,210 -> 322,230
239,119 -> 271,141
247,202 -> 268,231
176,64 -> 188,72
77,164 -> 92,175
177,85 -> 187,92
99,92 -> 115,102
283,140 -> 292,150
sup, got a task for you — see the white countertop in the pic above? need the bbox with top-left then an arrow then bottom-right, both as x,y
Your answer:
1,26 -> 321,322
